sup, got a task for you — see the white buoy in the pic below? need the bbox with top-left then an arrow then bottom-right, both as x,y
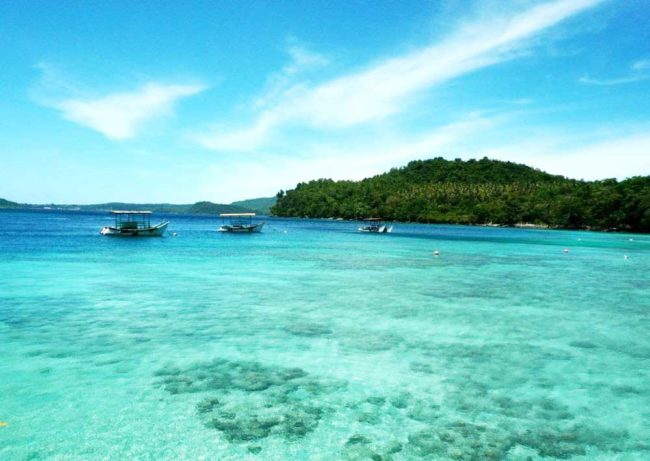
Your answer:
563,249 -> 569,254
433,250 -> 440,256
624,255 -> 629,260
172,232 -> 177,237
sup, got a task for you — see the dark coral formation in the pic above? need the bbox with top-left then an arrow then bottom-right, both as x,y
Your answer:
403,418 -> 630,460
156,359 -> 337,444
204,399 -> 323,442
514,422 -> 629,459
156,359 -> 307,394
407,421 -> 510,460
341,434 -> 404,460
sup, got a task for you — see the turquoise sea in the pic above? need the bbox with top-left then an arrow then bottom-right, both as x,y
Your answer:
1,210 -> 649,460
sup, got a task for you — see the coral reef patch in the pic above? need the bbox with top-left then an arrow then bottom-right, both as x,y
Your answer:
156,359 -> 340,444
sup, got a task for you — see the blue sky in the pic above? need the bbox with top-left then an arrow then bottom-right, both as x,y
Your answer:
1,0 -> 649,204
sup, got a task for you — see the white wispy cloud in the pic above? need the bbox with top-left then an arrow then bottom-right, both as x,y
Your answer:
198,0 -> 603,152
284,42 -> 330,75
550,132 -> 650,179
54,82 -> 206,140
476,128 -> 650,180
197,42 -> 327,151
632,59 -> 650,71
579,75 -> 649,86
198,114 -> 279,152
580,57 -> 650,86
254,40 -> 329,109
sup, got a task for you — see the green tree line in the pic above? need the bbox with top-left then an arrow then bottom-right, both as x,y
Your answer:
271,157 -> 650,232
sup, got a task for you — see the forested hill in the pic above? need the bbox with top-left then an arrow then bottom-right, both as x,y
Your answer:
0,198 -> 20,208
230,197 -> 276,214
271,157 -> 650,232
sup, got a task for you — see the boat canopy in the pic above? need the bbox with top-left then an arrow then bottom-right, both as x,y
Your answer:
110,210 -> 152,214
220,212 -> 256,227
109,210 -> 152,229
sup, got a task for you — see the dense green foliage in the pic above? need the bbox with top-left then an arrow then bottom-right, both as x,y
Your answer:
272,158 -> 650,232
230,197 -> 276,215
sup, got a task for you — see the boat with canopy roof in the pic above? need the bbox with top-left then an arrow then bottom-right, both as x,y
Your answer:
218,213 -> 265,233
100,211 -> 169,236
358,218 -> 393,233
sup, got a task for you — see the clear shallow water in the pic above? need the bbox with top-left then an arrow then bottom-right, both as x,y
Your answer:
1,210 -> 649,460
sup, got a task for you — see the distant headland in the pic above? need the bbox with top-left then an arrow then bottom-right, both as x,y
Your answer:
0,197 -> 277,216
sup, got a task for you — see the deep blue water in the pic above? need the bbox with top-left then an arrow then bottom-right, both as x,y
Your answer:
1,210 -> 649,460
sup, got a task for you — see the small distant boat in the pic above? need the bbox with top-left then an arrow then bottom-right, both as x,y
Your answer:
358,218 -> 393,233
218,213 -> 265,233
100,211 -> 169,236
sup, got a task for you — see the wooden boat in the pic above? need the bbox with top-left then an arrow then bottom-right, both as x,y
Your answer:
358,218 -> 393,233
100,211 -> 169,236
218,213 -> 265,233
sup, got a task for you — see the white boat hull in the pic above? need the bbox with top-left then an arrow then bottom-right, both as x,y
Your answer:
101,221 -> 169,236
358,224 -> 393,233
218,222 -> 265,233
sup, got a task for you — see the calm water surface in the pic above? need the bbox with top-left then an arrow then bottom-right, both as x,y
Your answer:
1,210 -> 649,460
